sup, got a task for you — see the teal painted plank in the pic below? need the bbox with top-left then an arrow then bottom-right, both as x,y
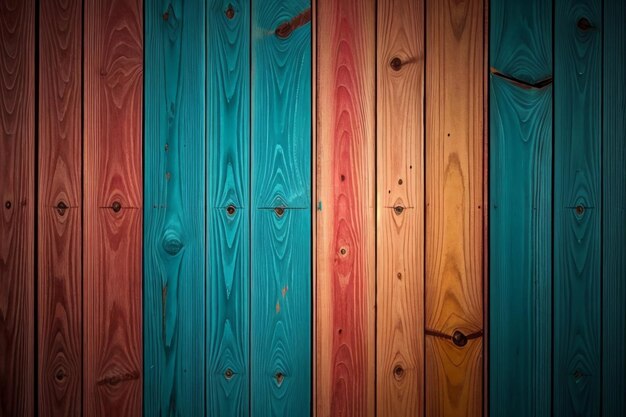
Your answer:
554,1 -> 602,416
144,1 -> 205,415
489,3 -> 552,417
207,1 -> 250,415
602,0 -> 626,415
251,0 -> 312,415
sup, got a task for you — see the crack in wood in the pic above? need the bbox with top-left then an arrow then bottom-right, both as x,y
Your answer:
490,67 -> 553,90
96,371 -> 139,386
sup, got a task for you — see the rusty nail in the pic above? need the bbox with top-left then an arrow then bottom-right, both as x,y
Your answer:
452,330 -> 468,347
226,205 -> 236,216
225,4 -> 235,19
577,17 -> 592,31
224,368 -> 234,379
274,207 -> 285,217
390,57 -> 402,71
394,206 -> 404,215
112,201 -> 122,213
575,205 -> 585,215
5,201 -> 11,209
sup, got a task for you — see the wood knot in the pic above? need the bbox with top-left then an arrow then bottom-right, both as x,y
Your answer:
163,232 -> 183,256
274,8 -> 311,39
224,368 -> 234,380
575,205 -> 585,215
573,369 -> 584,380
226,205 -> 236,216
56,201 -> 68,216
225,4 -> 235,19
275,372 -> 284,385
393,365 -> 405,380
162,11 -> 169,20
397,272 -> 402,280
274,207 -> 285,217
339,247 -> 347,256
393,205 -> 404,215
54,369 -> 66,381
577,17 -> 592,31
111,201 -> 122,213
452,330 -> 468,347
5,200 -> 11,209
390,57 -> 402,71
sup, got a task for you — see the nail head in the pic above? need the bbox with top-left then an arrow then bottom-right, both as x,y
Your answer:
452,330 -> 468,347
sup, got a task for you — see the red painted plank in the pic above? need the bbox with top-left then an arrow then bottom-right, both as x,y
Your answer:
38,0 -> 82,415
83,0 -> 143,415
0,1 -> 35,416
316,0 -> 376,416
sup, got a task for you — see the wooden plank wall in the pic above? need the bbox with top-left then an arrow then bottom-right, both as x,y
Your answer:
0,1 -> 35,416
39,0 -> 82,416
316,0 -> 375,416
251,1 -> 312,415
489,1 -> 552,416
206,1 -> 250,416
316,0 -> 485,416
144,0 -> 205,416
83,0 -> 143,416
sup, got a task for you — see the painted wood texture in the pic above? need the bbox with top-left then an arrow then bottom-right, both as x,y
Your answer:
554,1 -> 601,415
83,0 -> 143,415
489,1 -> 552,416
207,1 -> 250,415
0,0 -> 35,416
144,1 -> 205,416
38,0 -> 82,415
316,0 -> 375,416
376,0 -> 424,416
425,0 -> 484,415
251,0 -> 312,415
602,1 -> 626,415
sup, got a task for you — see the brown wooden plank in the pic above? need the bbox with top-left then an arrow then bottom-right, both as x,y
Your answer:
316,0 -> 376,415
83,0 -> 143,415
0,0 -> 35,416
376,0 -> 424,415
425,0 -> 485,415
38,0 -> 82,415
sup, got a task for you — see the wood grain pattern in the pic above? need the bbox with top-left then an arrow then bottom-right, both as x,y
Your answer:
554,1 -> 601,415
38,0 -> 82,415
316,0 -> 375,415
207,0 -> 250,415
0,1 -> 35,416
144,1 -> 205,416
251,0 -> 312,414
376,0 -> 424,415
489,1 -> 552,416
83,0 -> 143,415
602,1 -> 626,415
425,0 -> 484,415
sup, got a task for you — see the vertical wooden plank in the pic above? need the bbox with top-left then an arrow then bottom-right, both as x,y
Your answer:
251,0 -> 312,415
84,0 -> 143,415
425,0 -> 484,415
206,0 -> 250,415
554,1 -> 601,416
316,0 -> 375,415
144,1 -> 205,416
376,0 -> 424,415
603,0 -> 626,414
0,0 -> 34,416
39,0 -> 82,415
489,1 -> 552,416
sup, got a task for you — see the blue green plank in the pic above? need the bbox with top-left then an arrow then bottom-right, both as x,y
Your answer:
251,1 -> 312,415
207,0 -> 250,415
144,0 -> 206,416
602,0 -> 626,415
554,0 -> 602,415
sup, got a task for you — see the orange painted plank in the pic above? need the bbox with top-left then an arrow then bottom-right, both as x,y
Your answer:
316,0 -> 376,415
38,0 -> 82,415
0,0 -> 35,415
83,0 -> 143,415
376,0 -> 424,415
425,0 -> 485,415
